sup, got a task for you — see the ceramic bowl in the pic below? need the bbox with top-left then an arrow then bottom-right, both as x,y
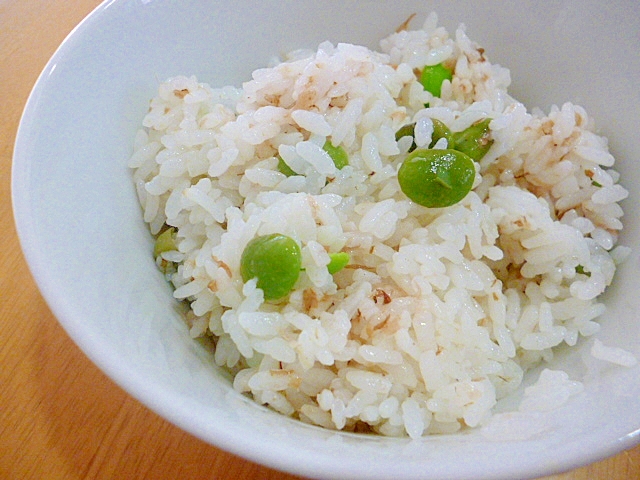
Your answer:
12,1 -> 640,478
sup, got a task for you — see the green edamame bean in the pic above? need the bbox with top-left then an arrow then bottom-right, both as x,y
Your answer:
452,118 -> 493,161
395,123 -> 417,152
398,148 -> 475,208
277,141 -> 348,176
420,63 -> 453,98
430,119 -> 455,149
277,156 -> 297,177
323,141 -> 349,170
154,227 -> 176,257
240,233 -> 302,300
327,252 -> 350,274
575,265 -> 591,277
395,119 -> 455,152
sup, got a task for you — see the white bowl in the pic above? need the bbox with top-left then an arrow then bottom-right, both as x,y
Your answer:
12,1 -> 640,478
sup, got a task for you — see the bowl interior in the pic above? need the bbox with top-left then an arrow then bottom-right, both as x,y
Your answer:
12,1 -> 640,479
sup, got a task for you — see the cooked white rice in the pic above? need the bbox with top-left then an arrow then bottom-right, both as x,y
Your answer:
130,13 -> 631,438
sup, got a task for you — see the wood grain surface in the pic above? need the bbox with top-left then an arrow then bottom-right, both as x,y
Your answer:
1,1 -> 638,478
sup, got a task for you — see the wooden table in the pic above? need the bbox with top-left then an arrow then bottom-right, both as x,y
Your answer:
1,1 -> 638,478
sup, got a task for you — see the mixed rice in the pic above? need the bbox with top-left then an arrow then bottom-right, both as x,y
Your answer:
129,13 -> 630,437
